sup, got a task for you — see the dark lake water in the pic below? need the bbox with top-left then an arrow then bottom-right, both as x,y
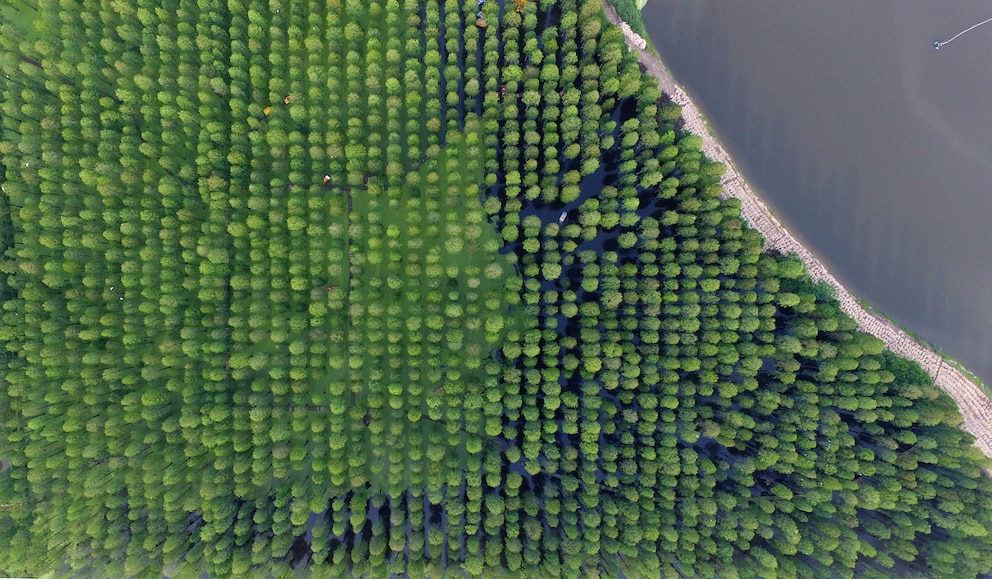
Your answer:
643,1 -> 992,386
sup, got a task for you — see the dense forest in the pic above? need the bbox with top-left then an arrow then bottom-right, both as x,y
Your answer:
2,0 -> 992,577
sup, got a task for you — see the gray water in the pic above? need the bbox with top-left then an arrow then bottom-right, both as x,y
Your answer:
643,1 -> 992,386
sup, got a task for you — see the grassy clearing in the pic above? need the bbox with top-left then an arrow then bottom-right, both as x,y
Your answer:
0,5 -> 40,70
340,120 -> 517,498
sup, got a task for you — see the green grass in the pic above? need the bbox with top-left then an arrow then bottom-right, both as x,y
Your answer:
855,297 -> 992,397
607,0 -> 648,36
339,120 -> 519,497
0,5 -> 40,71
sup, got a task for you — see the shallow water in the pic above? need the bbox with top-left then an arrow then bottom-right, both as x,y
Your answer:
643,0 -> 992,385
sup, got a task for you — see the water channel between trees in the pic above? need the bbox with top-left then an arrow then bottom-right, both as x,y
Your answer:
642,0 -> 992,387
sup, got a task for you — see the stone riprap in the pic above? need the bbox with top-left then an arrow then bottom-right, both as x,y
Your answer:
600,1 -> 992,469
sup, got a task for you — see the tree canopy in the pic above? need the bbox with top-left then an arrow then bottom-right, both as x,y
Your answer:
1,0 -> 991,577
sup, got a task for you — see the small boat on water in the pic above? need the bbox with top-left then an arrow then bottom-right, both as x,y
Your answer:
559,211 -> 567,224
476,0 -> 487,27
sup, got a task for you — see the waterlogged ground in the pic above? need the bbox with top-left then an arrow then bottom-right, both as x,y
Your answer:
643,0 -> 992,386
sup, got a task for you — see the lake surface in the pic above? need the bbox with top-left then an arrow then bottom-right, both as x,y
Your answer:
642,1 -> 992,386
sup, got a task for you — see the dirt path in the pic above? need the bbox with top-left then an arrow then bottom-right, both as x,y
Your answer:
600,1 -> 992,468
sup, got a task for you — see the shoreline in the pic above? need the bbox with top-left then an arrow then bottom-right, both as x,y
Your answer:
599,2 -> 992,466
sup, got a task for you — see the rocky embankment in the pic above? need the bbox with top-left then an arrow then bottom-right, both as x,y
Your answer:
600,1 -> 992,468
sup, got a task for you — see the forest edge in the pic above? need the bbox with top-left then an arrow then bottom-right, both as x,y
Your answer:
599,0 -> 992,473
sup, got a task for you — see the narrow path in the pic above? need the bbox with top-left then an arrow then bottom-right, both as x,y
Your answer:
600,1 -> 992,469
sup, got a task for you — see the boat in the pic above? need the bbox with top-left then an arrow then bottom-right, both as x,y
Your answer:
559,211 -> 567,224
476,0 -> 487,27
